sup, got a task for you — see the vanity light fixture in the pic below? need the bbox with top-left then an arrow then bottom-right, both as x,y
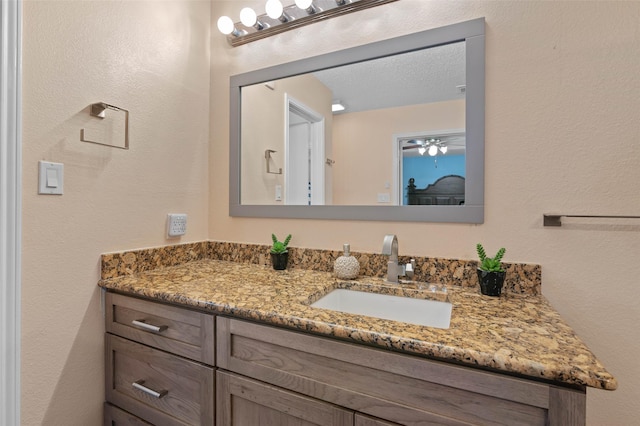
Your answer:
295,0 -> 320,14
217,16 -> 246,38
218,0 -> 397,47
266,0 -> 292,22
240,7 -> 268,30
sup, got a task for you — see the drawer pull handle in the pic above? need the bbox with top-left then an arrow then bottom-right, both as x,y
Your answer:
132,319 -> 168,333
132,380 -> 168,398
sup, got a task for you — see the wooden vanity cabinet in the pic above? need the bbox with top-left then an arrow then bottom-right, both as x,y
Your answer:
104,402 -> 153,425
216,371 -> 354,425
103,293 -> 587,426
216,317 -> 587,426
105,292 -> 215,365
354,414 -> 401,426
104,292 -> 215,425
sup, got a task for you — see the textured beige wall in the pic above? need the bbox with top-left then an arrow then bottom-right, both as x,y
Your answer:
240,74 -> 332,204
210,1 -> 640,424
332,100 -> 465,205
21,0 -> 210,424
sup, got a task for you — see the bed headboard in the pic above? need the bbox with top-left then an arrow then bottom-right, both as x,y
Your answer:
407,175 -> 465,205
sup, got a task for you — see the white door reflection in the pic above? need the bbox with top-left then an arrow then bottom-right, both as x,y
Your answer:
285,95 -> 325,205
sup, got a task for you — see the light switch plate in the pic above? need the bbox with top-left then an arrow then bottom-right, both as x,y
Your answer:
38,161 -> 64,195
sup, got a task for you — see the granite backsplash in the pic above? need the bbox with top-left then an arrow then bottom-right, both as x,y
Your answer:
101,241 -> 541,295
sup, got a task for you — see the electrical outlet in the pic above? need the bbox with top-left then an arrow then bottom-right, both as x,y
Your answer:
377,193 -> 390,203
167,214 -> 187,237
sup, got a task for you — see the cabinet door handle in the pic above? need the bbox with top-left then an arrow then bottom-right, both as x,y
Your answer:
131,319 -> 168,333
132,380 -> 168,398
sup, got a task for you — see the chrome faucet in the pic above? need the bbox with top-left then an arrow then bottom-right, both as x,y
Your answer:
382,234 -> 415,283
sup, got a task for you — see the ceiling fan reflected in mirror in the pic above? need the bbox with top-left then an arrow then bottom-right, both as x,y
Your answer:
402,137 -> 458,157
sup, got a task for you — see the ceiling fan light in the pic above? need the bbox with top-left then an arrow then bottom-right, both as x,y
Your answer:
418,147 -> 426,156
439,145 -> 448,154
428,145 -> 438,156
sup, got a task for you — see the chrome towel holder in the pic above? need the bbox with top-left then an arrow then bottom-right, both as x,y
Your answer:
543,214 -> 640,227
80,102 -> 129,149
265,149 -> 282,174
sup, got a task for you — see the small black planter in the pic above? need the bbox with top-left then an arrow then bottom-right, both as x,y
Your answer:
477,269 -> 505,296
270,252 -> 289,270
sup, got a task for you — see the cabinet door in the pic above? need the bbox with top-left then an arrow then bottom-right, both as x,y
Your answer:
217,371 -> 353,426
104,402 -> 152,425
217,318 -> 550,426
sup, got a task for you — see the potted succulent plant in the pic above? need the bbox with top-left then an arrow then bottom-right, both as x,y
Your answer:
270,234 -> 291,270
476,243 -> 506,296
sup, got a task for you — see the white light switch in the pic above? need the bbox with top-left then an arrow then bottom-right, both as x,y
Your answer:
46,168 -> 58,187
39,161 -> 64,195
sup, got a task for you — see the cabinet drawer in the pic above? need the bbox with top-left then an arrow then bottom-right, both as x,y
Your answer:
106,334 -> 214,426
217,318 -> 552,426
355,413 -> 399,426
216,371 -> 353,426
106,292 -> 214,365
104,402 -> 152,425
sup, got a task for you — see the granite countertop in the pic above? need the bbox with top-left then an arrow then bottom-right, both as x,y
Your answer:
98,258 -> 617,391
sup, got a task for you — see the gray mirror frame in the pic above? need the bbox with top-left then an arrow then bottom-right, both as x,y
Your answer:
229,17 -> 485,223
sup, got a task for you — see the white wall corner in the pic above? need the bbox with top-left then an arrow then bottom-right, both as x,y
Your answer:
0,0 -> 22,424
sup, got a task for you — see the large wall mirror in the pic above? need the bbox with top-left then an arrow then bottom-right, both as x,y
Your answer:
229,18 -> 485,222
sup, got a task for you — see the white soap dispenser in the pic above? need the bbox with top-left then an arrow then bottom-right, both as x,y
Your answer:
334,243 -> 360,280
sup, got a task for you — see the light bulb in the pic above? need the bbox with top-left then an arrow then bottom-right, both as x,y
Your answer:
418,147 -> 426,156
428,145 -> 438,156
439,145 -> 448,154
217,16 -> 235,35
295,0 -> 318,13
240,7 -> 257,27
295,0 -> 313,9
266,0 -> 284,19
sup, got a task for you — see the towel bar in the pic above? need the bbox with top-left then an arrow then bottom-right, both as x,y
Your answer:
265,149 -> 282,174
543,214 -> 640,227
81,102 -> 129,149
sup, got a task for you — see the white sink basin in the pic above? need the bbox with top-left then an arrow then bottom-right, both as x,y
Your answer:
311,289 -> 452,329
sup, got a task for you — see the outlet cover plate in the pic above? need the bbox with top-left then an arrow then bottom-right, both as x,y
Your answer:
167,213 -> 187,237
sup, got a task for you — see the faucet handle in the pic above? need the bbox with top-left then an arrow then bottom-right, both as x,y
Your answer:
405,258 -> 416,279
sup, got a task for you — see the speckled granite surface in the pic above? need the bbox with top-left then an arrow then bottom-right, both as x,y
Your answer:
98,257 -> 617,391
102,241 -> 542,295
